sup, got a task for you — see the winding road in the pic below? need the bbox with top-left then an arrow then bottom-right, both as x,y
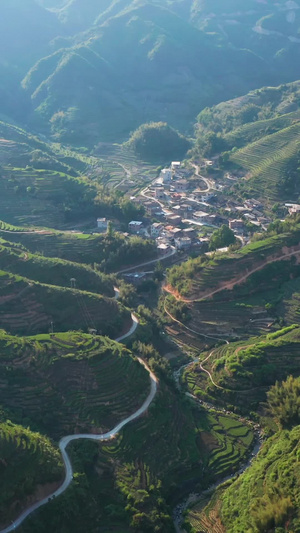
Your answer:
191,163 -> 215,193
0,313 -> 158,533
164,245 -> 300,303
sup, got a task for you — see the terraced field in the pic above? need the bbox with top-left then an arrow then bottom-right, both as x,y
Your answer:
0,270 -> 128,336
0,331 -> 149,439
0,222 -> 157,272
183,326 -> 300,409
95,143 -> 157,195
0,240 -> 114,296
98,383 -> 253,502
230,121 -> 300,200
0,166 -> 96,228
188,425 -> 300,533
224,108 -> 300,151
167,227 -> 300,300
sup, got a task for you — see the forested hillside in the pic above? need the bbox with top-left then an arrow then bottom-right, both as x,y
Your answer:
3,0 -> 300,144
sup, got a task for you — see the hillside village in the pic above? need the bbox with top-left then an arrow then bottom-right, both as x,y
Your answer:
96,159 -> 299,273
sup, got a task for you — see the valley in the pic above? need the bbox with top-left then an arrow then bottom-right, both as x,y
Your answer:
1,1 -> 300,532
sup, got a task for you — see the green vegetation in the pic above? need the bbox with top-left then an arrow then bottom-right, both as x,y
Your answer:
0,223 -> 156,272
209,225 -> 235,251
167,224 -> 300,298
0,420 -> 63,529
193,82 -> 300,201
0,330 -> 149,439
126,122 -> 191,162
183,326 -> 300,412
186,377 -> 300,532
230,122 -> 300,200
267,375 -> 300,429
0,269 -> 128,336
0,239 -> 114,296
20,377 -> 253,532
4,2 -> 300,531
20,1 -> 282,144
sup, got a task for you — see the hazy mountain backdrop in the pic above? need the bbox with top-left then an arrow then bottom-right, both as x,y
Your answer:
2,0 -> 300,144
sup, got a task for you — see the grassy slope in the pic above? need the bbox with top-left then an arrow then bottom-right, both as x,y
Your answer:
188,425 -> 300,533
0,330 -> 149,439
0,420 -> 63,528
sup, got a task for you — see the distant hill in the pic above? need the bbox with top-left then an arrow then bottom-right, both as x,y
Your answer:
126,122 -> 191,162
2,1 -> 300,143
21,2 -> 273,143
0,0 -> 62,72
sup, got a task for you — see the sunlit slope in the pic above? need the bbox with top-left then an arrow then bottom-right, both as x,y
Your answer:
230,121 -> 300,200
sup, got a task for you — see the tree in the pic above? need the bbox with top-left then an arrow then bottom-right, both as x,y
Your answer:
107,220 -> 114,237
209,224 -> 235,251
267,375 -> 300,428
154,261 -> 164,282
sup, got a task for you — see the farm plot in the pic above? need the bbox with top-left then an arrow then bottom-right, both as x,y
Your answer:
231,122 -> 300,200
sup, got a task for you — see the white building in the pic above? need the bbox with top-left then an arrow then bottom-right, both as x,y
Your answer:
157,243 -> 170,255
229,219 -> 244,231
286,203 -> 300,215
151,223 -> 163,238
97,218 -> 108,231
128,221 -> 143,234
160,168 -> 172,184
174,179 -> 188,192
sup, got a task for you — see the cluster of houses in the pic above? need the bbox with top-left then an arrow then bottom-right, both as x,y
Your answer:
96,162 -> 289,259
126,162 -> 217,254
225,198 -> 271,233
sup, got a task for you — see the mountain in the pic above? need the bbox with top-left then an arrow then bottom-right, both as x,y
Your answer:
2,0 -> 300,143
0,0 -> 62,72
21,2 -> 274,143
0,0 -> 64,123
